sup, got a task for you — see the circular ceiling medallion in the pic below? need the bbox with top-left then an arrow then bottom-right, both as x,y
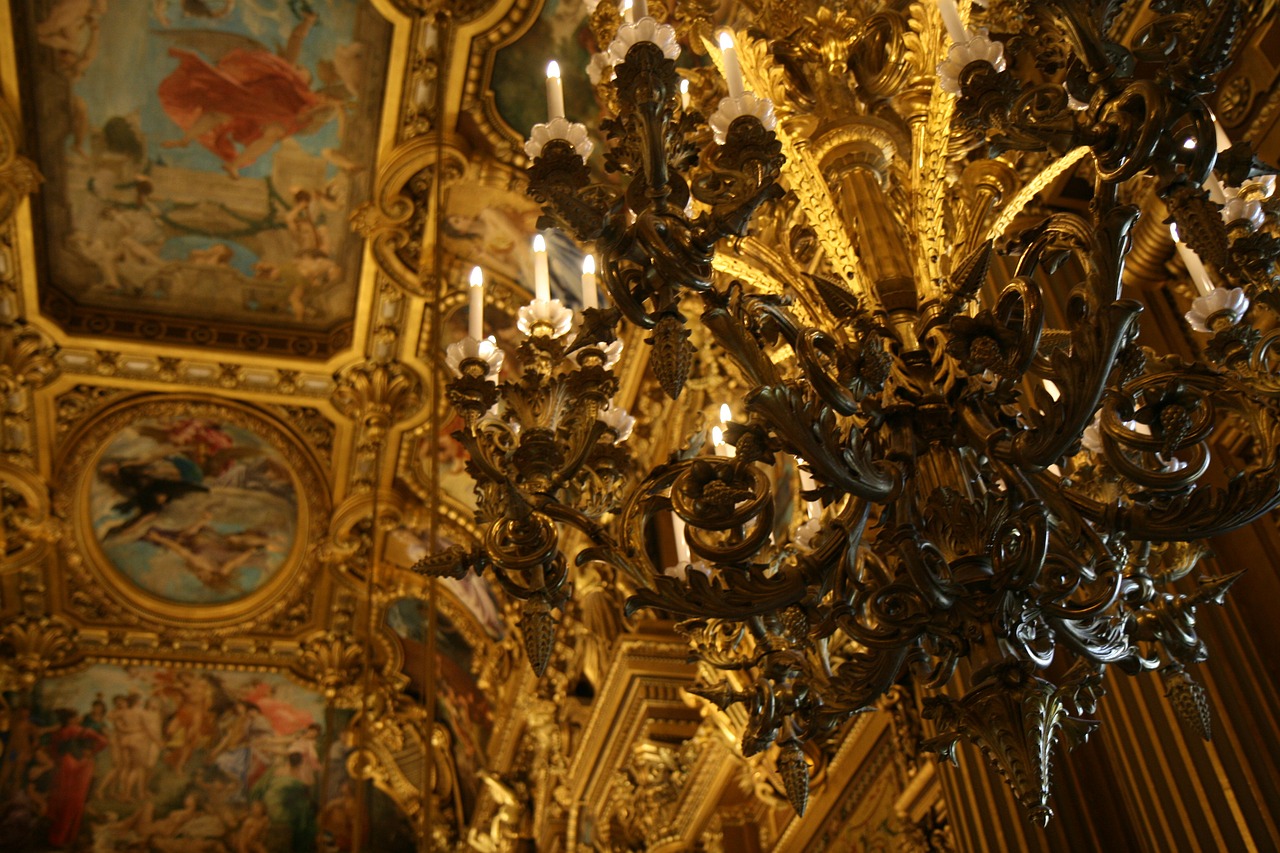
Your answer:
59,395 -> 328,625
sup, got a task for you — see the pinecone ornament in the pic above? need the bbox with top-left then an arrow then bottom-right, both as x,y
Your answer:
1162,664 -> 1212,741
780,606 -> 809,645
1159,404 -> 1193,455
520,596 -> 558,677
649,313 -> 694,399
777,739 -> 810,815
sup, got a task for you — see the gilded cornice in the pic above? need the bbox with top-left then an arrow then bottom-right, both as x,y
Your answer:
565,627 -> 700,813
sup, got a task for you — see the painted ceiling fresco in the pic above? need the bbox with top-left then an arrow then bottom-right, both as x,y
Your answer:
16,0 -> 392,357
87,412 -> 298,606
2,663 -> 416,852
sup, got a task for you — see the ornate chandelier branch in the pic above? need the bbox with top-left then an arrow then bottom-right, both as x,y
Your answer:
414,265 -> 634,677
432,0 -> 1280,824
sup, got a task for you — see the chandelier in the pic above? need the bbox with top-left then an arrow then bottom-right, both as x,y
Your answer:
420,0 -> 1280,824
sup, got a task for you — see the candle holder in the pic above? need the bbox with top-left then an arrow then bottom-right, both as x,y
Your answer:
528,32 -> 783,399
419,303 -> 633,677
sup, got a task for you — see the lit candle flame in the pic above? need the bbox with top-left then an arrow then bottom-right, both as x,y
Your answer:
545,61 -> 565,120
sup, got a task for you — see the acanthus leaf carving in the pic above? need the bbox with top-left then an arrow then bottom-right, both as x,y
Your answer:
0,615 -> 78,691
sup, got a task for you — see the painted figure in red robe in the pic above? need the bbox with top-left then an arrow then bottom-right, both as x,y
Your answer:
157,12 -> 338,177
45,707 -> 108,847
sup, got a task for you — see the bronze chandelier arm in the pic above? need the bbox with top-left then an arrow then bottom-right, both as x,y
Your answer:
1038,570 -> 1124,622
993,298 -> 1141,468
621,474 -> 871,619
1037,0 -> 1133,84
1050,612 -> 1152,670
527,141 -> 615,243
545,418 -> 609,496
745,384 -> 896,501
826,635 -> 919,712
1128,573 -> 1243,667
452,426 -> 525,512
1065,467 -> 1280,541
626,566 -> 813,621
887,530 -> 959,612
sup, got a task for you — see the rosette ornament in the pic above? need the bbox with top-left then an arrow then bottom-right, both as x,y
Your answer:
524,117 -> 595,161
607,16 -> 680,66
1185,287 -> 1249,333
938,30 -> 1007,95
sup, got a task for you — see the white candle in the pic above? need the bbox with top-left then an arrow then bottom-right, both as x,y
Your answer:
671,513 -> 691,564
621,0 -> 633,24
718,31 -> 745,100
633,0 -> 647,19
679,78 -> 690,110
581,254 -> 598,310
937,0 -> 968,44
1205,173 -> 1227,204
545,61 -> 565,121
1171,225 -> 1214,297
533,234 -> 551,301
468,266 -> 485,340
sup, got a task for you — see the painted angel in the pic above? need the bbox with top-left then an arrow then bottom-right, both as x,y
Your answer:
155,11 -> 361,177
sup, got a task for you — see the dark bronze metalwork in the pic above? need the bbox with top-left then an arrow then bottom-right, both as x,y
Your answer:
438,0 -> 1280,823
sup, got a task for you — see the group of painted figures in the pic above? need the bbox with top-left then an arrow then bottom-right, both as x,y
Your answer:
0,670 -> 357,851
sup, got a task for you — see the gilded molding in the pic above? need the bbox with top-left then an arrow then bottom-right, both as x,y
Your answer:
332,360 -> 425,447
295,628 -> 367,702
0,319 -> 57,464
463,0 -> 541,165
54,347 -> 337,398
321,489 -> 408,580
0,462 -> 53,572
354,137 -> 469,297
0,97 -> 39,228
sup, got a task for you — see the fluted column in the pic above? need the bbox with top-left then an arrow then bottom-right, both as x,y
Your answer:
824,132 -> 917,319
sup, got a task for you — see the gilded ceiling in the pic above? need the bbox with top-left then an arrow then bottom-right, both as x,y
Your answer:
2,0 -> 1280,851
0,0 -> 574,847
